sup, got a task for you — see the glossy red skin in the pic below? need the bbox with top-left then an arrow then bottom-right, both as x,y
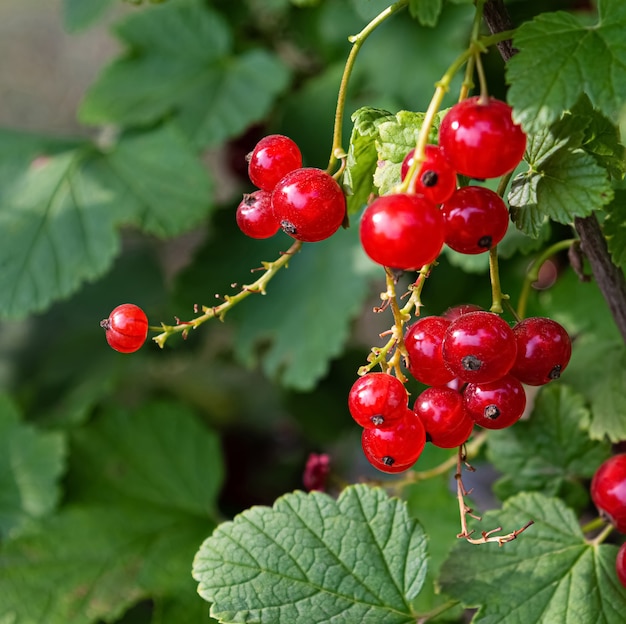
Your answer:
442,311 -> 517,383
102,303 -> 148,354
271,168 -> 346,242
348,373 -> 408,429
247,134 -> 302,191
359,193 -> 444,270
510,317 -> 572,386
236,190 -> 280,239
413,386 -> 474,448
439,96 -> 527,179
591,454 -> 626,534
400,145 -> 457,204
441,186 -> 509,254
405,316 -> 455,386
361,409 -> 426,471
616,542 -> 626,588
464,374 -> 526,430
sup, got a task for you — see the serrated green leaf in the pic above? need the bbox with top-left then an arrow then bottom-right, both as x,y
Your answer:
409,0 -> 442,26
487,385 -> 611,509
62,0 -> 115,32
603,189 -> 626,270
0,396 -> 66,539
439,492 -> 626,623
193,484 -> 427,624
507,1 -> 626,133
79,3 -> 290,147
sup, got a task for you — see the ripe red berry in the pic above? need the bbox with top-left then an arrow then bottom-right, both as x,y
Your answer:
441,186 -> 509,254
404,316 -> 455,386
591,454 -> 626,534
442,311 -> 517,383
359,193 -> 445,270
438,96 -> 527,179
271,168 -> 346,242
510,317 -> 572,386
236,190 -> 280,239
400,145 -> 457,204
100,303 -> 149,353
464,374 -> 526,429
361,409 -> 426,473
616,542 -> 626,588
247,134 -> 302,191
413,386 -> 474,448
348,373 -> 408,429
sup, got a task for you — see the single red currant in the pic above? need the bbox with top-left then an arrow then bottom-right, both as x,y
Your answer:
441,186 -> 509,254
438,96 -> 527,179
404,316 -> 455,386
464,374 -> 526,429
235,190 -> 280,239
247,134 -> 302,191
400,145 -> 457,204
442,311 -> 517,383
348,373 -> 408,429
413,386 -> 474,448
271,168 -> 346,242
590,454 -> 626,534
361,409 -> 426,472
510,317 -> 572,386
616,542 -> 626,588
359,193 -> 444,270
100,303 -> 149,354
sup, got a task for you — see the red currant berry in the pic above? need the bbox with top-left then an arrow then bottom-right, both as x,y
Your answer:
441,186 -> 509,254
442,303 -> 483,322
438,96 -> 527,179
616,542 -> 626,589
400,145 -> 457,204
271,168 -> 346,242
442,311 -> 517,383
359,193 -> 444,270
348,373 -> 408,429
464,374 -> 526,429
590,454 -> 626,534
361,409 -> 426,472
510,317 -> 572,386
405,316 -> 455,386
247,134 -> 302,192
100,303 -> 149,354
235,190 -> 280,239
413,386 -> 474,448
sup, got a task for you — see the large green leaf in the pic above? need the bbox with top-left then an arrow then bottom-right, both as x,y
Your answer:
507,0 -> 626,132
0,395 -> 66,539
193,484 -> 428,623
79,2 -> 290,147
0,125 -> 212,319
440,492 -> 626,623
487,385 -> 611,509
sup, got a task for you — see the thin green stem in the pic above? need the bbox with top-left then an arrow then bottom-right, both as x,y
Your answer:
152,240 -> 302,347
415,599 -> 461,623
516,238 -> 576,319
590,523 -> 614,546
488,246 -> 506,313
327,0 -> 409,174
581,516 -> 607,534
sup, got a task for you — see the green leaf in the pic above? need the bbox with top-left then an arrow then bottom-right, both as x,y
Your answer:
487,385 -> 611,509
193,484 -> 427,623
507,1 -> 626,133
0,125 -> 211,319
409,0 -> 442,26
79,2 -> 290,147
62,0 -> 115,32
439,492 -> 626,623
603,189 -> 626,271
0,395 -> 66,538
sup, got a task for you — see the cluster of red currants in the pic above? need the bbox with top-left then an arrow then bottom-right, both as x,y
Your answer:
360,96 -> 526,270
591,454 -> 626,588
236,135 -> 346,243
349,307 -> 572,473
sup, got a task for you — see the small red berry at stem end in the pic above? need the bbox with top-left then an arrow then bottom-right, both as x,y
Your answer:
101,303 -> 149,354
616,542 -> 626,588
247,134 -> 302,191
303,453 -> 331,492
590,454 -> 626,534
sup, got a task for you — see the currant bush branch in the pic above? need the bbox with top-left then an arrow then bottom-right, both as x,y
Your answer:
152,240 -> 302,347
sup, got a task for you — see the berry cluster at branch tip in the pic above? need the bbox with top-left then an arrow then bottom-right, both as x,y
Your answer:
237,134 -> 346,243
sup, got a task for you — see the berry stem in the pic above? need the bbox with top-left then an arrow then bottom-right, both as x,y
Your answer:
589,522 -> 614,547
152,240 -> 302,347
415,599 -> 461,624
488,246 -> 505,314
327,0 -> 409,175
581,515 -> 607,534
516,238 -> 577,319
